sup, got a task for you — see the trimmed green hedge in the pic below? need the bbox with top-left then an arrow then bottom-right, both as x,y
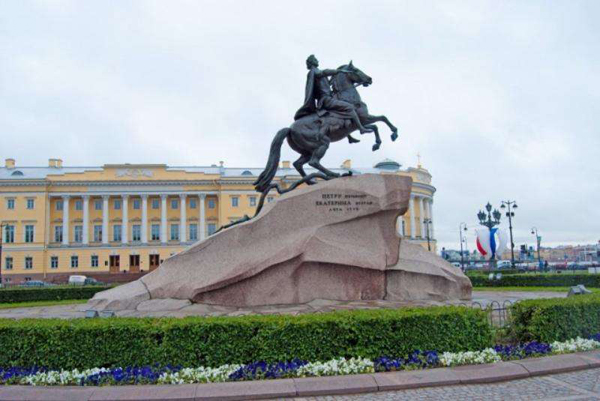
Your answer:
0,307 -> 493,369
510,294 -> 600,342
0,286 -> 109,304
469,273 -> 600,288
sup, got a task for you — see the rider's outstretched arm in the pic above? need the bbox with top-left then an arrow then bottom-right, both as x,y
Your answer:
319,69 -> 341,77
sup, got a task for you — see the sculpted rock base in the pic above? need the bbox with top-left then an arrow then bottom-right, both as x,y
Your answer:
88,174 -> 471,311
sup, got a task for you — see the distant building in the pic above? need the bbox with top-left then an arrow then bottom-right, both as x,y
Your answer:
0,157 -> 436,283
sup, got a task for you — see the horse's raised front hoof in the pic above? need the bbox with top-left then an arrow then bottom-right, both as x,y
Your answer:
372,143 -> 381,152
391,131 -> 398,141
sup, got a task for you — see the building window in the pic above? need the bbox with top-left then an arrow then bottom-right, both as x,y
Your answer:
4,225 -> 14,243
113,225 -> 122,242
170,224 -> 180,241
231,197 -> 239,207
56,200 -> 63,211
5,257 -> 13,270
171,199 -> 179,209
189,198 -> 197,209
26,199 -> 35,209
114,199 -> 121,210
189,224 -> 198,241
6,198 -> 15,210
91,255 -> 99,268
70,256 -> 78,268
94,225 -> 102,242
75,200 -> 83,210
132,225 -> 141,242
401,220 -> 406,236
208,223 -> 216,236
50,256 -> 58,269
94,200 -> 102,210
25,257 -> 33,270
208,199 -> 216,209
151,224 -> 160,241
74,225 -> 83,243
249,196 -> 257,207
54,225 -> 63,243
133,199 -> 141,210
25,225 -> 34,243
152,199 -> 159,209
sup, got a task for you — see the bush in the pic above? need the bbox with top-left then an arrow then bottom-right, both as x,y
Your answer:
0,306 -> 493,370
468,273 -> 600,288
0,286 -> 108,304
510,294 -> 600,342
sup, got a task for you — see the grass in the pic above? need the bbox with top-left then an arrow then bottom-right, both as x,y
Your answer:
0,299 -> 88,309
473,286 -> 600,293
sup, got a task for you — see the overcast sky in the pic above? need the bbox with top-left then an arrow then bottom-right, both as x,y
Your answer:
1,0 -> 599,251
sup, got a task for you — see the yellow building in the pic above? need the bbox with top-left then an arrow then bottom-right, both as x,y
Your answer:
0,157 -> 436,284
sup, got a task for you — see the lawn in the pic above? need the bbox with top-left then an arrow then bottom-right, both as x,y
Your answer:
473,286 -> 600,293
0,299 -> 88,309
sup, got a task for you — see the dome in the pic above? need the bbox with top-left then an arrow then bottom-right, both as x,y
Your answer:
241,170 -> 254,176
11,170 -> 24,176
374,158 -> 401,171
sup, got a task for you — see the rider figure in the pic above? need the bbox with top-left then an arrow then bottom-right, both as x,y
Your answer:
294,55 -> 372,137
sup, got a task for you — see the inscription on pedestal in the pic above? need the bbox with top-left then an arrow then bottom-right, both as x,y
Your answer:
315,193 -> 374,212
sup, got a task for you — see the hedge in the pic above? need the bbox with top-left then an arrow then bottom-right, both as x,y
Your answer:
469,273 -> 600,288
510,294 -> 600,342
0,286 -> 109,304
0,307 -> 493,370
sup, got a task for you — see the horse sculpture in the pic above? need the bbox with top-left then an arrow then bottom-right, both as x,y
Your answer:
218,62 -> 399,232
255,62 -> 399,193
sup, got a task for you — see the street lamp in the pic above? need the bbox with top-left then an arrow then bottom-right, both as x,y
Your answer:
459,222 -> 468,270
500,200 -> 518,268
531,227 -> 542,270
477,202 -> 502,268
424,218 -> 432,251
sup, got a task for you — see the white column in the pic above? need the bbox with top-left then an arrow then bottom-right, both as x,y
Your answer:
179,194 -> 187,243
141,195 -> 148,244
62,195 -> 70,245
82,196 -> 89,245
102,195 -> 109,244
396,216 -> 404,236
121,195 -> 129,244
160,194 -> 168,243
409,195 -> 415,239
416,196 -> 423,238
199,194 -> 206,241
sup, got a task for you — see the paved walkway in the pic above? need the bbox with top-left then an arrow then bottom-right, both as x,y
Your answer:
0,290 -> 565,319
297,368 -> 600,400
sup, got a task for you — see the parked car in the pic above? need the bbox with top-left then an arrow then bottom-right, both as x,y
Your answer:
20,280 -> 54,287
68,275 -> 104,286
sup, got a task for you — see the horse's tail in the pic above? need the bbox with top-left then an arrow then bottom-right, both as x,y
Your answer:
254,128 -> 290,193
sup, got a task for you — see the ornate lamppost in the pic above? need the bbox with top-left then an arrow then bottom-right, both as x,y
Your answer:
459,222 -> 468,270
500,200 -> 518,268
531,227 -> 542,270
477,203 -> 502,268
424,218 -> 432,251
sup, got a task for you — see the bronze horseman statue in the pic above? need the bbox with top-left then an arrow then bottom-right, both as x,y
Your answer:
221,55 -> 400,230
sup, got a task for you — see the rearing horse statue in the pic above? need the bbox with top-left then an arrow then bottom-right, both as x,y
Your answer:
254,61 -> 399,193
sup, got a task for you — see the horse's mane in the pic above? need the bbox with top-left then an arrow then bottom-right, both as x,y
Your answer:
331,64 -> 350,92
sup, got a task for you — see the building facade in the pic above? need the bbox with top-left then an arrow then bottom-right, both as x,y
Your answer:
0,157 -> 436,284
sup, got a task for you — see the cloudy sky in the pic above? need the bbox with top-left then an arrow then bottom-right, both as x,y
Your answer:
1,0 -> 599,251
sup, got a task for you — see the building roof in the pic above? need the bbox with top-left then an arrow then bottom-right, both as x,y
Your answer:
0,159 -> 411,180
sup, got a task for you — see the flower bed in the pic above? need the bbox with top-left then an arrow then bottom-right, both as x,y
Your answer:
1,336 -> 599,386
